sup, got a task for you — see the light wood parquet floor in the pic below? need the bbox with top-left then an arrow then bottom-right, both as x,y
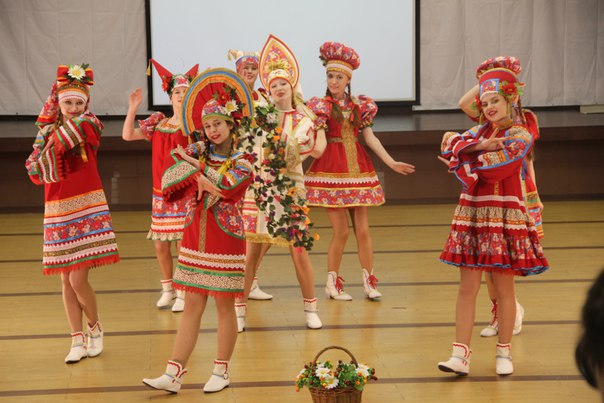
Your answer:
0,201 -> 602,402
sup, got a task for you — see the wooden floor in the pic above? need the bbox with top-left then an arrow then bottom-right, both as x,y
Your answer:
0,201 -> 602,402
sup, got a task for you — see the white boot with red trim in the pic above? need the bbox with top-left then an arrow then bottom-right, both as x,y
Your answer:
438,342 -> 471,376
304,298 -> 323,329
65,331 -> 87,363
143,360 -> 187,393
248,276 -> 273,300
86,320 -> 103,358
171,289 -> 185,312
156,279 -> 175,309
235,302 -> 246,333
362,268 -> 382,300
496,343 -> 514,375
480,299 -> 499,337
325,271 -> 352,301
203,359 -> 230,393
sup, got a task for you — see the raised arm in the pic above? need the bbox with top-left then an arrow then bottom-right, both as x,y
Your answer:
122,88 -> 146,141
459,84 -> 480,120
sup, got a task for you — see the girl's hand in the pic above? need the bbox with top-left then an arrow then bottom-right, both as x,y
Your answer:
174,144 -> 187,159
479,136 -> 505,152
389,161 -> 415,175
41,136 -> 55,154
197,175 -> 223,200
437,155 -> 450,167
175,144 -> 200,167
129,88 -> 143,110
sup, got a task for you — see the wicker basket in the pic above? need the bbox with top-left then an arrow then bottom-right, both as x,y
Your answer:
308,346 -> 364,403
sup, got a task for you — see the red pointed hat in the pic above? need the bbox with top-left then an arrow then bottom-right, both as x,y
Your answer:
150,59 -> 199,95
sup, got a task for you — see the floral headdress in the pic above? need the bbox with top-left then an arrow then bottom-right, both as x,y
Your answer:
181,68 -> 254,137
56,63 -> 94,102
227,49 -> 260,73
319,42 -> 361,79
474,56 -> 525,124
259,34 -> 300,90
148,59 -> 199,96
36,63 -> 94,127
201,86 -> 244,124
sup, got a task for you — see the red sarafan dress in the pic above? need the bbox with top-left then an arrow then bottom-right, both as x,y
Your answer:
161,144 -> 254,297
466,109 -> 544,239
304,95 -> 384,207
25,112 -> 120,274
138,112 -> 193,241
439,119 -> 548,276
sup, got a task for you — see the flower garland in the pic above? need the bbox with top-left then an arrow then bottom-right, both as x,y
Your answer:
295,360 -> 377,392
240,103 -> 318,250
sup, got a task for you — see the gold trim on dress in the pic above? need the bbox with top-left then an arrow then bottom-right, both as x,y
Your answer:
341,120 -> 359,175
198,210 -> 207,251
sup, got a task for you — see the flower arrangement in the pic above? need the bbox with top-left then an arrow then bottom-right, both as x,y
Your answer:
60,63 -> 93,84
295,360 -> 377,392
240,103 -> 318,250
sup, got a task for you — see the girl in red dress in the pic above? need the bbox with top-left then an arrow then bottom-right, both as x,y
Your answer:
122,60 -> 198,312
455,78 -> 545,338
304,42 -> 415,301
143,69 -> 254,394
25,64 -> 120,363
437,56 -> 548,376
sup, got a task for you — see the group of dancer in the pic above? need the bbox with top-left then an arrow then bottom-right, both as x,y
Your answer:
25,33 -> 547,394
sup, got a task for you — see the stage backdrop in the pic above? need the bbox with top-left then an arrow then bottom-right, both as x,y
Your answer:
0,0 -> 602,116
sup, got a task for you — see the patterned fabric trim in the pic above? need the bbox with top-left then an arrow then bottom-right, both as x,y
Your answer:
305,187 -> 385,208
162,160 -> 199,195
147,229 -> 183,241
44,189 -> 108,217
138,111 -> 166,140
245,232 -> 291,247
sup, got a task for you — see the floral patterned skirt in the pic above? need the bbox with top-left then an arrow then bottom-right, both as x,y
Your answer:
304,142 -> 385,208
173,207 -> 245,297
43,189 -> 120,274
147,190 -> 192,241
440,193 -> 548,276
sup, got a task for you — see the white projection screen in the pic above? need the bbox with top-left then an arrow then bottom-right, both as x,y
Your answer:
146,0 -> 417,107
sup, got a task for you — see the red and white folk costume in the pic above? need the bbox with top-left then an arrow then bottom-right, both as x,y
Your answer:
141,60 -> 199,241
143,69 -> 255,395
304,42 -> 384,208
162,69 -> 255,297
25,63 -> 118,363
26,64 -> 120,274
438,56 -> 548,377
440,57 -> 548,275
